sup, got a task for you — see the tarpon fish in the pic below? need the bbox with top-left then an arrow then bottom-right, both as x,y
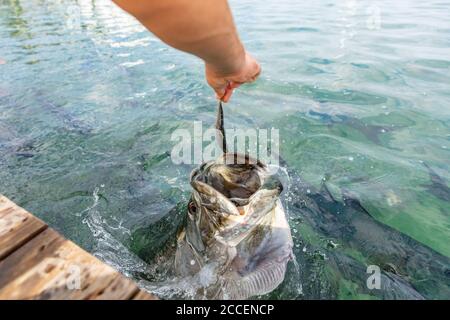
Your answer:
174,102 -> 293,299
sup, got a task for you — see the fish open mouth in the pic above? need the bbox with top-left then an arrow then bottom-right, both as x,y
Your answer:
191,153 -> 267,202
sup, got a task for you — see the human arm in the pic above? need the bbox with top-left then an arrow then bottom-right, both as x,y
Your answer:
112,0 -> 260,101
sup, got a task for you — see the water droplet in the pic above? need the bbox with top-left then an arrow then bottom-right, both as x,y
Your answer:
306,189 -> 311,194
348,156 -> 354,161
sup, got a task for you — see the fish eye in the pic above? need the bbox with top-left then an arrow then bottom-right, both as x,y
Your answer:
188,202 -> 197,214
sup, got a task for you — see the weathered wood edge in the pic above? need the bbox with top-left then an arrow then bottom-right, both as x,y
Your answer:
0,195 -> 157,300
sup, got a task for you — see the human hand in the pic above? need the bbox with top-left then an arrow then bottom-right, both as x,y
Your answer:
205,52 -> 261,102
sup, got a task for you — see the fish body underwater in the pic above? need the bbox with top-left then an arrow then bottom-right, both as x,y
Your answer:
173,102 -> 293,299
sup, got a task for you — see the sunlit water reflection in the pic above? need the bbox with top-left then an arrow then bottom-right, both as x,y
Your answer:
0,0 -> 449,299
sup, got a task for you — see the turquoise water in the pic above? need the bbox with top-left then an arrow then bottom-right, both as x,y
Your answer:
0,0 -> 449,299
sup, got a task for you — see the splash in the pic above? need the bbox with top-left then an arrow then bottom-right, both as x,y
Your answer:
81,187 -> 155,284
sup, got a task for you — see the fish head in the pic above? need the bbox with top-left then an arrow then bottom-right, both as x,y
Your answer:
187,153 -> 283,243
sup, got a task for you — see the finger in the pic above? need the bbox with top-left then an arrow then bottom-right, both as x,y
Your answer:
216,87 -> 228,101
217,82 -> 230,101
252,67 -> 261,81
221,87 -> 234,102
221,82 -> 234,102
247,66 -> 261,83
229,82 -> 241,89
215,87 -> 226,100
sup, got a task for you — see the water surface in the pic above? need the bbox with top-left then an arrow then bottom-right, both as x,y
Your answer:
0,0 -> 449,299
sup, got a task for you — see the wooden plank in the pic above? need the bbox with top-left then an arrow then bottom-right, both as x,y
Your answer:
0,228 -> 139,300
0,195 -> 157,300
38,241 -> 141,300
0,195 -> 13,212
0,228 -> 67,299
0,196 -> 47,260
89,275 -> 140,300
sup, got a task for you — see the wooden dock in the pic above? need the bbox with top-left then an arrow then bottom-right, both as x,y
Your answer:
0,195 -> 156,300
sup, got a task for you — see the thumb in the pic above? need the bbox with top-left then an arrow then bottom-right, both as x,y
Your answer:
215,87 -> 226,100
220,82 -> 241,102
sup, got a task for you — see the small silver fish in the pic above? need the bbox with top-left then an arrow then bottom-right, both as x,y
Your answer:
174,102 -> 293,299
